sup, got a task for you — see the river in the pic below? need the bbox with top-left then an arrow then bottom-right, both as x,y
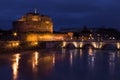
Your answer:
0,48 -> 120,80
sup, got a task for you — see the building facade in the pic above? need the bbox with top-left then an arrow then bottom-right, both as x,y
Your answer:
13,13 -> 53,33
12,12 -> 69,41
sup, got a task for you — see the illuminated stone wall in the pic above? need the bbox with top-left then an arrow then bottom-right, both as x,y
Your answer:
13,13 -> 53,33
12,12 -> 68,41
25,33 -> 68,41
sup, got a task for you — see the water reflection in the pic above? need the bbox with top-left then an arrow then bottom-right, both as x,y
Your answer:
62,49 -> 66,59
52,53 -> 55,66
88,47 -> 95,70
74,49 -> 78,57
70,51 -> 73,67
109,52 -> 115,62
1,49 -> 120,80
40,54 -> 55,76
69,49 -> 78,67
79,49 -> 83,57
109,52 -> 116,75
88,46 -> 94,56
32,51 -> 56,75
12,54 -> 20,80
117,50 -> 120,58
32,51 -> 39,72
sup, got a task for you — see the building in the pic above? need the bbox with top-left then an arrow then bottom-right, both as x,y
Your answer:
12,12 -> 69,41
13,12 -> 53,33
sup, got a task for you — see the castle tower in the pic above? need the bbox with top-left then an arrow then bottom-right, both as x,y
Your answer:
13,12 -> 53,33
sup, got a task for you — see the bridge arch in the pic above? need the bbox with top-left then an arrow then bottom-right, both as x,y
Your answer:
82,44 -> 94,49
53,42 -> 62,49
102,44 -> 117,50
65,43 -> 76,49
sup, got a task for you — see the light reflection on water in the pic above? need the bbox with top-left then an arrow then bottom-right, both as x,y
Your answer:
109,52 -> 116,75
88,47 -> 95,70
70,50 -> 73,67
12,54 -> 20,80
0,49 -> 120,80
32,51 -> 39,72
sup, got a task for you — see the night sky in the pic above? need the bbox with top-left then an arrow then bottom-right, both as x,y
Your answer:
0,0 -> 120,31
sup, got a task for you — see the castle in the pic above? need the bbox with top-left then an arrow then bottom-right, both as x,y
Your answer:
12,12 -> 69,41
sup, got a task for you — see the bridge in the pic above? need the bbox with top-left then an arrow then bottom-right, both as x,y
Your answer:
1,40 -> 120,50
62,40 -> 120,49
45,40 -> 120,50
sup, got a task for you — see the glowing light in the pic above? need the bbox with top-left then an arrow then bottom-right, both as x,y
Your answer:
62,42 -> 66,48
52,54 -> 55,65
92,42 -> 97,48
26,34 -> 38,41
6,41 -> 19,48
32,51 -> 39,71
109,52 -> 115,62
113,37 -> 115,39
73,42 -> 77,48
89,34 -> 92,37
34,51 -> 39,65
79,42 -> 83,48
70,52 -> 73,67
88,46 -> 93,56
32,17 -> 40,21
117,42 -> 120,49
29,41 -> 38,47
38,34 -> 54,41
99,42 -> 103,48
12,54 -> 20,80
13,32 -> 17,36
33,41 -> 38,45
12,42 -> 19,47
88,47 -> 95,70
45,21 -> 50,24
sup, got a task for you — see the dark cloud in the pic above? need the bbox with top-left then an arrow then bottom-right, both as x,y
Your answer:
0,0 -> 120,30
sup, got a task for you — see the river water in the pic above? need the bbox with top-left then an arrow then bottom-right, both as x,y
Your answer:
0,48 -> 120,80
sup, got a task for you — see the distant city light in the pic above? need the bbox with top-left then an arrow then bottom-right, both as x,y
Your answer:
13,32 -> 17,36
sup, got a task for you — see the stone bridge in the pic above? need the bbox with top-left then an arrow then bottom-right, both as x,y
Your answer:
61,40 -> 120,49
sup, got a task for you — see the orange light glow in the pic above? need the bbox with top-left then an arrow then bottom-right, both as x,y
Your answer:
26,34 -> 38,41
52,54 -> 55,65
32,51 -> 39,72
117,42 -> 120,49
79,42 -> 83,48
88,47 -> 93,56
45,21 -> 50,24
12,54 -> 20,80
92,42 -> 97,48
13,32 -> 17,36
